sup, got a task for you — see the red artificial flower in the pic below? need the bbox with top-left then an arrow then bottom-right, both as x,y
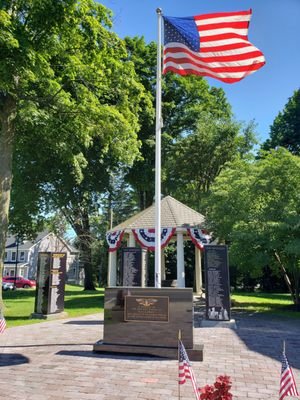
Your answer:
198,375 -> 233,400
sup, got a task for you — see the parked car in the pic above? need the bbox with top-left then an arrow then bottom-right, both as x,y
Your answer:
2,281 -> 14,291
2,276 -> 36,289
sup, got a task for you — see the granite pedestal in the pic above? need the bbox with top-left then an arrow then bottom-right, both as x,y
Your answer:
93,287 -> 203,360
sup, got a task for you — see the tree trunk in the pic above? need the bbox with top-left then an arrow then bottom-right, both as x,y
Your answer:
292,266 -> 300,309
73,210 -> 96,291
145,190 -> 154,208
274,252 -> 298,306
139,190 -> 154,211
139,191 -> 146,210
0,95 -> 17,306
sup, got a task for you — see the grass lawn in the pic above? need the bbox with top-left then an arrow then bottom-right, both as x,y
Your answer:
231,291 -> 300,318
2,284 -> 104,328
3,286 -> 300,328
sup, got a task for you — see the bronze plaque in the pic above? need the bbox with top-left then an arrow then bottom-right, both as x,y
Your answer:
124,295 -> 169,322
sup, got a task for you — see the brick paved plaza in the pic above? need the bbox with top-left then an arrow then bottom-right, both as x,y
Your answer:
0,309 -> 299,400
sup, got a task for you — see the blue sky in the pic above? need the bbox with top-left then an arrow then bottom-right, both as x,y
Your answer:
100,0 -> 300,143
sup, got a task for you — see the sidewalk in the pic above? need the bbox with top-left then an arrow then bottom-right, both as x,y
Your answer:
0,310 -> 299,400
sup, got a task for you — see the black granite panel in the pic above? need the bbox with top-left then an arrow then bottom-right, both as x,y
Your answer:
204,245 -> 231,321
35,252 -> 67,315
103,287 -> 193,349
121,248 -> 147,286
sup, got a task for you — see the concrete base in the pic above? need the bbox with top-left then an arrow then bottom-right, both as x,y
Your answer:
200,319 -> 237,329
93,340 -> 203,361
30,312 -> 68,320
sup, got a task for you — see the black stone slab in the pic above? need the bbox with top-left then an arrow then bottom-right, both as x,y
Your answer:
204,245 -> 231,321
121,248 -> 147,287
93,287 -> 203,360
34,252 -> 67,316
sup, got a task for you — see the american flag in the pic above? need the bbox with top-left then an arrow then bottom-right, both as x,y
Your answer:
178,340 -> 200,400
0,316 -> 6,334
279,351 -> 299,400
163,9 -> 265,83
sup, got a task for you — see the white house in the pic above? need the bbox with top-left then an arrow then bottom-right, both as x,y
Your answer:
3,232 -> 82,283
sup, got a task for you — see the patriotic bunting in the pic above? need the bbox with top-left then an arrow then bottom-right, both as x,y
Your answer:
106,230 -> 124,252
106,227 -> 210,252
132,228 -> 176,251
187,228 -> 211,250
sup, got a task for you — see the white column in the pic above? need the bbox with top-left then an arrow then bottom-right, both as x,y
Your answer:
107,251 -> 117,287
128,232 -> 135,247
161,249 -> 166,281
176,232 -> 185,288
195,246 -> 203,294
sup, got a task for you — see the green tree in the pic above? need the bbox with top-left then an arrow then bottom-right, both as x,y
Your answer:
206,148 -> 300,307
44,212 -> 70,240
94,173 -> 140,286
165,116 -> 257,209
0,0 -> 150,297
0,0 -> 83,301
123,37 -> 156,209
263,89 -> 300,154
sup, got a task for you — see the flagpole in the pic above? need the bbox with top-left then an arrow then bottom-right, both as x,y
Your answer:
155,7 -> 162,288
178,329 -> 182,400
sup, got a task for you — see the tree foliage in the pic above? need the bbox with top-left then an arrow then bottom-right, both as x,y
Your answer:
165,116 -> 257,209
206,148 -> 300,306
0,0 -> 152,297
263,89 -> 300,154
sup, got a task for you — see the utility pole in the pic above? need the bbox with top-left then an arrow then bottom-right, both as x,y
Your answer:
14,236 -> 19,289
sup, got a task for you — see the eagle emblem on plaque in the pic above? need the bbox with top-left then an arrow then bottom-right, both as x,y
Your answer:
135,298 -> 158,307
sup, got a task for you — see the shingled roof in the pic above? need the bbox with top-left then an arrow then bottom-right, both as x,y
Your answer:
108,196 -> 205,232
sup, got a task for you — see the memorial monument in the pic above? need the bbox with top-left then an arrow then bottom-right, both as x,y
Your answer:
204,245 -> 231,321
32,252 -> 67,319
94,287 -> 203,360
94,196 -> 212,359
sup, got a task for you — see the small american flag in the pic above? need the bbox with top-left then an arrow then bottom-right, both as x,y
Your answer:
279,350 -> 299,400
0,316 -> 6,334
163,9 -> 265,84
178,340 -> 200,400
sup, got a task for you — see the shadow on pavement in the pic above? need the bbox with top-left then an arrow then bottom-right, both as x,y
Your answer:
56,349 -> 166,361
234,311 -> 300,370
64,320 -> 103,325
0,353 -> 29,367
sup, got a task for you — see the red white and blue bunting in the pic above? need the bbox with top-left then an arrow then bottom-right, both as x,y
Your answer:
187,228 -> 212,251
106,230 -> 125,252
132,228 -> 176,251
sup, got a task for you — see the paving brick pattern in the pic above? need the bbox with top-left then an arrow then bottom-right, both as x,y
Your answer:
0,309 -> 299,400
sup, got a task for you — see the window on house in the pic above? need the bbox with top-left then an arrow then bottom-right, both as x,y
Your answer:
20,251 -> 25,261
4,252 -> 7,261
11,252 -> 16,261
9,270 -> 15,276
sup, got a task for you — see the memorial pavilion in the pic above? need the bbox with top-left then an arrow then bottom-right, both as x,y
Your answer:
106,195 -> 211,292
